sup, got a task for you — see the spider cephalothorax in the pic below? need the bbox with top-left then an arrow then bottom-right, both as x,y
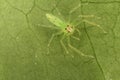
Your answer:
65,25 -> 75,35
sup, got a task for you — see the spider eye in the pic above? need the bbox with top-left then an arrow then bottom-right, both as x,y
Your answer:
67,25 -> 69,27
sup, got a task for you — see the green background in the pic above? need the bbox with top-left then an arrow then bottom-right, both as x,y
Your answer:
0,0 -> 120,80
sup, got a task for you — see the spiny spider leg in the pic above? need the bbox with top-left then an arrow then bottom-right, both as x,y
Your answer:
67,37 -> 94,58
55,8 -> 63,17
79,15 -> 101,19
60,35 -> 74,57
47,31 -> 62,54
37,24 -> 59,30
68,43 -> 94,58
79,15 -> 94,18
83,19 -> 107,33
60,34 -> 69,54
75,28 -> 81,36
69,3 -> 81,14
68,3 -> 81,23
69,1 -> 89,14
75,15 -> 100,27
55,7 -> 66,22
69,2 -> 95,25
75,21 -> 83,27
71,36 -> 80,41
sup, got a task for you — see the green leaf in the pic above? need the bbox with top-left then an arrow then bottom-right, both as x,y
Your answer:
0,0 -> 120,80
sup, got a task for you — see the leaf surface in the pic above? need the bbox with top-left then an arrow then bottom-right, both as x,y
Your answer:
0,0 -> 120,80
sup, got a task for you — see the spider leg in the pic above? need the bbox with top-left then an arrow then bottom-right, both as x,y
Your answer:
70,28 -> 81,41
60,35 -> 69,54
69,1 -> 89,14
47,31 -> 62,54
76,28 -> 81,36
55,8 -> 63,17
60,35 -> 74,57
68,44 -> 94,58
75,15 -> 100,26
67,37 -> 94,58
71,36 -> 80,41
37,24 -> 59,30
55,7 -> 66,22
68,3 -> 81,23
69,3 -> 81,14
68,3 -> 90,23
83,19 -> 107,33
75,21 -> 83,27
79,15 -> 101,19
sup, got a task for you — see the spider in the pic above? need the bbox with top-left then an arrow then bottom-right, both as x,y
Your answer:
40,4 -> 106,58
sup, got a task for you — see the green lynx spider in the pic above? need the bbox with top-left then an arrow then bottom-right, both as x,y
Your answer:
41,4 -> 106,58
